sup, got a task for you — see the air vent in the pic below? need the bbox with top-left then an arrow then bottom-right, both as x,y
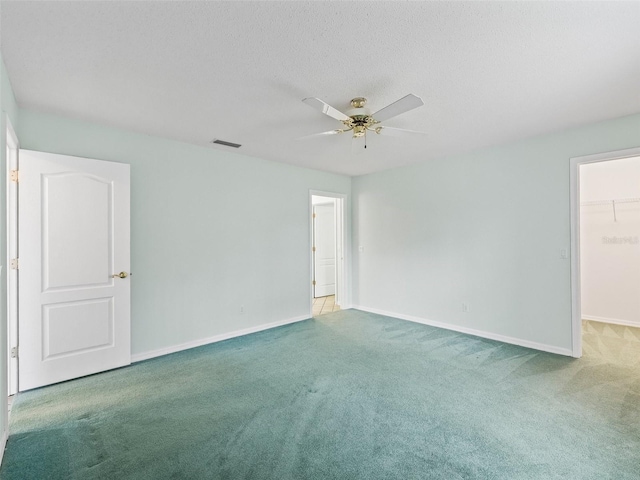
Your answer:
211,139 -> 241,148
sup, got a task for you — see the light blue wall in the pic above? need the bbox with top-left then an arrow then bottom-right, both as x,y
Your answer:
352,114 -> 640,353
18,109 -> 351,356
0,53 -> 19,452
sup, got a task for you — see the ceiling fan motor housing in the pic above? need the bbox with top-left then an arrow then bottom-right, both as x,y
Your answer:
349,115 -> 376,137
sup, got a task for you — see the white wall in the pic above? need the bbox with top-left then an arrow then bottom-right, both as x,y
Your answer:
17,109 -> 351,359
580,157 -> 640,326
352,114 -> 640,355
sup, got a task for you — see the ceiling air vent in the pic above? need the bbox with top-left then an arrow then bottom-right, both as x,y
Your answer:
211,139 -> 241,148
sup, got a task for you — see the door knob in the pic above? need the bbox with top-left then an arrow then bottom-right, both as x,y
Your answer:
111,272 -> 130,279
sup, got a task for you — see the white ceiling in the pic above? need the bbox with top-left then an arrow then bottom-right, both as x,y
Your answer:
1,1 -> 639,176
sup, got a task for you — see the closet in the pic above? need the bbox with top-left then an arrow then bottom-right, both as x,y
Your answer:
580,157 -> 640,327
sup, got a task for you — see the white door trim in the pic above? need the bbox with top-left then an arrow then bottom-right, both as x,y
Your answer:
570,146 -> 640,358
5,115 -> 19,395
309,190 -> 349,315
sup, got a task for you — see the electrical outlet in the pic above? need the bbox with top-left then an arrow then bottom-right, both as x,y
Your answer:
462,303 -> 469,312
560,249 -> 568,259
240,305 -> 245,314
358,246 -> 364,253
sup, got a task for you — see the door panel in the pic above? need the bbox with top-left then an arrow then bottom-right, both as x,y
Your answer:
19,149 -> 130,391
43,173 -> 112,290
43,298 -> 113,359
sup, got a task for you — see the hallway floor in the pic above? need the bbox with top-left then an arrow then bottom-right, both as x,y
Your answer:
312,295 -> 340,317
582,319 -> 640,366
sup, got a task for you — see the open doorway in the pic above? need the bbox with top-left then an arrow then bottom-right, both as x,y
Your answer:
570,147 -> 640,359
310,192 -> 345,317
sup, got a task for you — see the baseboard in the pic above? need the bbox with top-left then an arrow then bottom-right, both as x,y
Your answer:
131,314 -> 310,363
352,305 -> 574,357
582,315 -> 640,328
0,429 -> 7,468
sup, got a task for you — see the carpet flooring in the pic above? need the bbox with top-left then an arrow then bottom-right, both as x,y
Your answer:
1,310 -> 639,479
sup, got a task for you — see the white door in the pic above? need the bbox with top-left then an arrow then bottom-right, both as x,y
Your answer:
18,150 -> 131,391
313,204 -> 336,297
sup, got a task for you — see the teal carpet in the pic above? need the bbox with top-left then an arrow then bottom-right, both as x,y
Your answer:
1,310 -> 639,479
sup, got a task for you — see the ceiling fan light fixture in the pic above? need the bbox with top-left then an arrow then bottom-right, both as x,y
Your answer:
353,125 -> 367,137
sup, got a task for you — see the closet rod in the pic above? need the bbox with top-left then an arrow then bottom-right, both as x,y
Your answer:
580,197 -> 640,206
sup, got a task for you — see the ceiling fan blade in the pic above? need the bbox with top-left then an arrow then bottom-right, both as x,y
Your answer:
302,97 -> 351,122
372,94 -> 424,122
375,126 -> 428,137
298,129 -> 344,140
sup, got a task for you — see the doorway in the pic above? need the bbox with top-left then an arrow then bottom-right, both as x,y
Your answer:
310,192 -> 346,317
570,147 -> 640,358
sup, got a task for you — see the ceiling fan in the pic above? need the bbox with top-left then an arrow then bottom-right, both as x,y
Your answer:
301,94 -> 426,148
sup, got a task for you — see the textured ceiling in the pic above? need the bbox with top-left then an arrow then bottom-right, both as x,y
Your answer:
1,1 -> 639,176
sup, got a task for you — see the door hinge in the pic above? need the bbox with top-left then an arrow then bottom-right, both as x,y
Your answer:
312,280 -> 316,286
313,213 -> 316,218
312,246 -> 316,252
10,258 -> 18,270
10,170 -> 19,183
10,347 -> 18,359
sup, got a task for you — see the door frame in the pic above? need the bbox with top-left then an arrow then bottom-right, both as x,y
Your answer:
570,146 -> 640,358
5,116 -> 19,395
309,190 -> 349,315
